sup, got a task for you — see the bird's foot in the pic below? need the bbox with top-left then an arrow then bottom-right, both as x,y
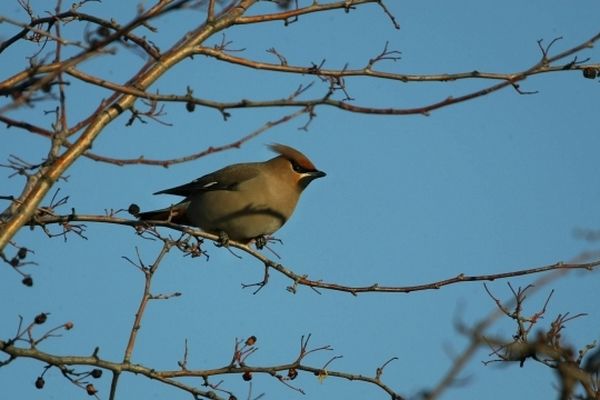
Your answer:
253,235 -> 268,250
253,236 -> 282,259
215,231 -> 230,247
253,235 -> 283,252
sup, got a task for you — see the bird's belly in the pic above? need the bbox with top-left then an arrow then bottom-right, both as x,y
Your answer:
186,192 -> 288,241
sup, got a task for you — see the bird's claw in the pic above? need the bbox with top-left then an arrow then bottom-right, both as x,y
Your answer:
254,235 -> 268,249
215,231 -> 230,247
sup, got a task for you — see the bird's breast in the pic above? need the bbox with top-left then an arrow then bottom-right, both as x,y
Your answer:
185,182 -> 299,241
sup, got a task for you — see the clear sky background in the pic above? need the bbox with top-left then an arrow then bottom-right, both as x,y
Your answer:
1,1 -> 599,399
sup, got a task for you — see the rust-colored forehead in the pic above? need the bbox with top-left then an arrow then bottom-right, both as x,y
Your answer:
268,143 -> 317,170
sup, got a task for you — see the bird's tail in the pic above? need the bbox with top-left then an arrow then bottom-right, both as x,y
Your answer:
137,202 -> 191,225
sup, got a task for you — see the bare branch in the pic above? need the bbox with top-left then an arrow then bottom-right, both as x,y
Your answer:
24,213 -> 600,294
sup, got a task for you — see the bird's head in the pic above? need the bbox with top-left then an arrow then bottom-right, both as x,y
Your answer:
268,143 -> 326,190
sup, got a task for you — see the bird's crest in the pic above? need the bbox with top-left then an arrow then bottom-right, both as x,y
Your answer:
269,143 -> 317,171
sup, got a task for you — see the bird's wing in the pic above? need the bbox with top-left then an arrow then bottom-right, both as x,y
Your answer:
153,163 -> 261,196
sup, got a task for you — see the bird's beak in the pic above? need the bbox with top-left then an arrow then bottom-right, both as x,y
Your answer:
298,169 -> 326,189
311,170 -> 326,179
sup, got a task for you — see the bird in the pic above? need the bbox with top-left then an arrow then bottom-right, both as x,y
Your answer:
138,143 -> 326,246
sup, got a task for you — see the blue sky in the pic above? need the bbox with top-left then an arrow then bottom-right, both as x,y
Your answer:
1,1 -> 599,399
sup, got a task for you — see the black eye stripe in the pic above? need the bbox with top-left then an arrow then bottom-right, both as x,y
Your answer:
291,161 -> 310,173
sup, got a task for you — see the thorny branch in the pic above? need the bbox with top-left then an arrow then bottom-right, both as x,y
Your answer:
1,1 -> 599,399
423,270 -> 599,400
2,267 -> 597,400
2,37 -> 597,167
109,240 -> 176,400
0,326 -> 405,400
14,212 -> 600,294
3,0 -> 402,249
0,0 -> 254,252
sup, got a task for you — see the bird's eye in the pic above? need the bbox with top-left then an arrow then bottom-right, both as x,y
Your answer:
291,161 -> 304,173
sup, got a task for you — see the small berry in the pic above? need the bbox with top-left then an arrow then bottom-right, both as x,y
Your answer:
86,383 -> 97,395
582,67 -> 598,79
185,101 -> 196,112
242,371 -> 252,381
128,203 -> 140,216
22,276 -> 33,287
17,247 -> 28,259
64,321 -> 74,330
10,257 -> 19,267
288,368 -> 298,380
90,369 -> 102,379
245,336 -> 257,346
35,376 -> 45,389
34,313 -> 48,324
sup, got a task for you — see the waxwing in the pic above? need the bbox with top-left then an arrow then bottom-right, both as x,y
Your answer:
138,144 -> 326,244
